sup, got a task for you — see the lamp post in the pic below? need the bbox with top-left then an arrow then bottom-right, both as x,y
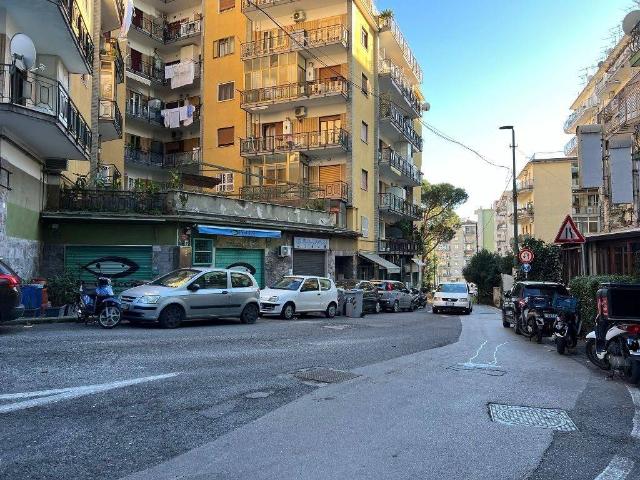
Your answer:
499,126 -> 519,261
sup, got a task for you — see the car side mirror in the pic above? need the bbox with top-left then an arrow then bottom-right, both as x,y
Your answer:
188,283 -> 201,292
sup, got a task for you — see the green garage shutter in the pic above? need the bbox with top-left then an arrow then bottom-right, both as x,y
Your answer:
215,248 -> 265,288
64,246 -> 154,292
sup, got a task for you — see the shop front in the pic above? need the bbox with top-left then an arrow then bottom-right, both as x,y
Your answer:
292,237 -> 330,277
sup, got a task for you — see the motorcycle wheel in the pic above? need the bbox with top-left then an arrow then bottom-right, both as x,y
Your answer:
522,315 -> 537,339
556,337 -> 567,355
585,338 -> 610,371
98,306 -> 121,329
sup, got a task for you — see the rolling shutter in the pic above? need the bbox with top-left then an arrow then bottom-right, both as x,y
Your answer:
319,165 -> 342,184
293,251 -> 326,276
215,248 -> 264,287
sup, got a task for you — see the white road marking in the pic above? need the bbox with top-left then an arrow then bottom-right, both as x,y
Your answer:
467,340 -> 487,363
626,385 -> 640,439
594,456 -> 635,480
0,373 -> 180,414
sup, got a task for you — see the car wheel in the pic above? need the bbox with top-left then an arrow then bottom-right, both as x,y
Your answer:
280,303 -> 295,320
432,307 -> 439,314
502,310 -> 510,328
374,301 -> 382,314
325,302 -> 337,319
240,303 -> 259,324
392,301 -> 400,313
159,305 -> 184,329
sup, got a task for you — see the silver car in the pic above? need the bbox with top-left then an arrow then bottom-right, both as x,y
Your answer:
119,268 -> 260,328
371,280 -> 414,313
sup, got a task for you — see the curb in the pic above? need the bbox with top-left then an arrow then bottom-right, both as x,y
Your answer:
5,316 -> 78,326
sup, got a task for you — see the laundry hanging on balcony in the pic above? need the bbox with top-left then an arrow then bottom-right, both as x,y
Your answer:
170,61 -> 195,89
161,100 -> 195,128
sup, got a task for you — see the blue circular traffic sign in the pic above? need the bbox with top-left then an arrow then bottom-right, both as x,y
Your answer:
521,263 -> 532,273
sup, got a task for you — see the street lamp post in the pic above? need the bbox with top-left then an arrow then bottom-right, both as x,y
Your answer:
499,126 -> 519,261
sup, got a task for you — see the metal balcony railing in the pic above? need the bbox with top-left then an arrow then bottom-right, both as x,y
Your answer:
240,181 -> 349,203
102,38 -> 124,84
58,0 -> 95,72
165,18 -> 202,43
564,136 -> 578,156
241,77 -> 349,107
378,147 -> 422,184
378,16 -> 423,84
380,99 -> 423,151
241,0 -> 301,11
378,192 -> 421,220
240,129 -> 350,156
598,74 -> 640,136
378,58 -> 421,115
124,146 -> 201,169
379,238 -> 420,255
573,205 -> 600,216
241,24 -> 349,59
517,179 -> 534,192
132,14 -> 164,42
54,189 -> 170,214
125,99 -> 201,127
99,99 -> 123,138
126,58 -> 166,84
0,65 -> 92,156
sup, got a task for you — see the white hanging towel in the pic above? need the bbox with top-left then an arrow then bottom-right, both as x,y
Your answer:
171,61 -> 195,89
165,64 -> 176,79
167,109 -> 180,128
178,105 -> 189,121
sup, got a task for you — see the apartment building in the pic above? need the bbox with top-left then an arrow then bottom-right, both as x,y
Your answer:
435,221 -> 477,284
515,156 -> 573,244
493,190 -> 514,257
475,207 -> 495,252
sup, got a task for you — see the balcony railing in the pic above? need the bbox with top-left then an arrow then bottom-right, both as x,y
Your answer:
124,146 -> 202,169
573,205 -> 600,216
99,99 -> 123,138
125,100 -> 163,125
240,129 -> 350,156
378,192 -> 421,220
126,58 -> 165,84
241,0 -> 300,11
241,24 -> 349,59
102,38 -> 124,84
379,238 -> 420,255
0,65 -> 92,156
241,77 -> 349,108
164,150 -> 202,168
58,0 -> 95,72
378,58 -> 421,115
517,179 -> 534,192
564,136 -> 578,156
240,181 -> 349,203
517,206 -> 534,219
378,147 -> 422,185
380,99 -> 423,151
378,16 -> 423,84
53,189 -> 170,214
563,95 -> 598,133
598,74 -> 640,136
165,19 -> 202,43
132,14 -> 165,42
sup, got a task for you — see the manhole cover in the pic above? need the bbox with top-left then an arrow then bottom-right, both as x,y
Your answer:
293,368 -> 360,384
488,403 -> 578,432
447,363 -> 506,376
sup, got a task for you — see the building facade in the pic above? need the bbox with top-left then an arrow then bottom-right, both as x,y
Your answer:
435,221 -> 477,284
475,207 -> 495,252
493,190 -> 514,257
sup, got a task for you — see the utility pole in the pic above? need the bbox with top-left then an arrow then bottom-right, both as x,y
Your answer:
500,126 -> 519,262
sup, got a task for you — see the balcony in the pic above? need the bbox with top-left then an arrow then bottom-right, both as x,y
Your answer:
126,100 -> 202,129
573,205 -> 600,216
126,58 -> 166,85
563,95 -> 598,134
564,136 -> 578,157
517,205 -> 534,220
98,100 -> 123,141
598,75 -> 640,137
240,129 -> 350,158
102,0 -> 124,33
0,65 -> 91,160
53,189 -> 171,215
124,146 -> 201,169
102,38 -> 124,84
378,16 -> 423,85
378,58 -> 421,117
241,77 -> 349,113
517,179 -> 534,192
378,147 -> 422,186
379,99 -> 423,151
241,0 -> 346,21
241,24 -> 349,60
240,181 -> 349,204
379,238 -> 420,255
378,192 -> 421,221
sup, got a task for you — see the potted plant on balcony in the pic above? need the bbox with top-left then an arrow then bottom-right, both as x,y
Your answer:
379,9 -> 394,20
46,272 -> 79,318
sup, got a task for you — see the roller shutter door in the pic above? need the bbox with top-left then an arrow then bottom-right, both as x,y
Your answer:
214,248 -> 265,287
293,250 -> 326,276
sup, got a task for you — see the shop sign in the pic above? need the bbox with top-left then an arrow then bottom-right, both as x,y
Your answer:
294,237 -> 329,251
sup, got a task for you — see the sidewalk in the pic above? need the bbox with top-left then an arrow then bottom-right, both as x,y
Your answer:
121,306 -> 591,480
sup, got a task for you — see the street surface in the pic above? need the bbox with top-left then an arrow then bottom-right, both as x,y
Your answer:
2,307 -> 640,479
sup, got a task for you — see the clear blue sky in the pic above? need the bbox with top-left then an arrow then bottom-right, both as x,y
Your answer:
377,0 -> 633,217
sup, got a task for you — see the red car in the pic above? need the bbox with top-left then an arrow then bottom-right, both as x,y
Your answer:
0,259 -> 24,323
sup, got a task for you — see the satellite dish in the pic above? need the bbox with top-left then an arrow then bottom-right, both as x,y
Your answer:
422,102 -> 431,112
623,10 -> 640,35
10,33 -> 36,71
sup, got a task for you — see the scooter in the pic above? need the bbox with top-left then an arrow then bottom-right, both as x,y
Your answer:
411,288 -> 428,310
77,276 -> 122,329
552,295 -> 581,355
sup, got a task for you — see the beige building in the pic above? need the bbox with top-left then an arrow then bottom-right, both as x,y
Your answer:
493,190 -> 514,257
436,221 -> 478,284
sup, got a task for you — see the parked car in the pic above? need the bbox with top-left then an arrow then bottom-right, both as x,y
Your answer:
502,281 -> 569,332
0,259 -> 23,324
336,280 -> 382,315
119,268 -> 261,328
432,282 -> 473,315
260,276 -> 338,320
371,280 -> 414,313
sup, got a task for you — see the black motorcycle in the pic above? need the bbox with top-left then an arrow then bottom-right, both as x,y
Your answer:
411,288 -> 427,310
552,295 -> 581,355
76,276 -> 122,329
520,295 -> 558,343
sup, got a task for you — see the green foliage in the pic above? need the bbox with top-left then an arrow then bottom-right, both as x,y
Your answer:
515,237 -> 562,283
569,275 -> 638,334
462,250 -> 498,304
379,9 -> 394,19
47,272 -> 78,307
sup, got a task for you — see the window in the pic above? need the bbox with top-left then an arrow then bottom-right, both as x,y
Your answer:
213,37 -> 235,58
231,272 -> 253,288
361,121 -> 368,143
301,278 -> 319,292
201,271 -> 228,289
320,279 -> 332,291
361,169 -> 368,191
218,126 -> 235,147
361,73 -> 369,95
193,239 -> 213,265
219,0 -> 235,12
215,172 -> 234,192
218,81 -> 235,101
361,216 -> 369,238
361,27 -> 369,49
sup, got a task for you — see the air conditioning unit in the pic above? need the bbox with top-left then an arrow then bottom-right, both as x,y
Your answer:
279,246 -> 293,257
294,106 -> 307,118
293,10 -> 306,23
44,158 -> 68,172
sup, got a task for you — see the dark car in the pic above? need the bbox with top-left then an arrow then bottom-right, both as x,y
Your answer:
0,259 -> 24,323
502,281 -> 569,330
336,280 -> 382,314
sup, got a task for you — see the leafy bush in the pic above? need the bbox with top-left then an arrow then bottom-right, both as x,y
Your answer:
463,250 -> 512,304
569,275 -> 638,334
516,237 -> 562,282
47,272 -> 79,307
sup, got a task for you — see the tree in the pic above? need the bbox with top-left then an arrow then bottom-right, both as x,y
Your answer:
463,250 -> 504,304
516,237 -> 562,283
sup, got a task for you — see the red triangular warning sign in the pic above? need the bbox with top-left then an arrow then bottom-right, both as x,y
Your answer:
554,215 -> 586,244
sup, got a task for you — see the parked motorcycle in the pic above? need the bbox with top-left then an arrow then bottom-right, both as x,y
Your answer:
411,288 -> 428,310
551,295 -> 581,355
76,276 -> 122,329
519,295 -> 558,343
586,284 -> 640,383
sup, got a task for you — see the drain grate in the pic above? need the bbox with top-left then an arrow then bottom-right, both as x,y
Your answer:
488,403 -> 578,432
447,363 -> 506,376
293,368 -> 360,384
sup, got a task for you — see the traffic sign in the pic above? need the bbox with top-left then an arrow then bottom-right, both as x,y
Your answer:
554,215 -> 586,244
518,248 -> 535,264
521,263 -> 532,274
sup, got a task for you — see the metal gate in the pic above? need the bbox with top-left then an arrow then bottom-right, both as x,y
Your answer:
214,248 -> 265,287
293,250 -> 326,276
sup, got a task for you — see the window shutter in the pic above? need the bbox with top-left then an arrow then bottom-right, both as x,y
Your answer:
229,36 -> 235,54
213,40 -> 219,58
219,0 -> 235,11
218,127 -> 235,147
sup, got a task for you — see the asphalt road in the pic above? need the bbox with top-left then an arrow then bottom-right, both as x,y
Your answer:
0,310 -> 461,480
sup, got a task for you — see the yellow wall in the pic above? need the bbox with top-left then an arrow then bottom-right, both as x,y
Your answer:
530,160 -> 573,242
202,1 -> 246,191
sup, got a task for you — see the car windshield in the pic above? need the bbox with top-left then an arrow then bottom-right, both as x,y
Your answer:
438,284 -> 467,293
524,285 -> 569,297
0,261 -> 15,276
271,277 -> 304,290
150,269 -> 200,288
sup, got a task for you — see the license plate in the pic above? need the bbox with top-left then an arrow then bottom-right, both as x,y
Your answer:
122,304 -> 129,311
544,313 -> 556,319
446,302 -> 455,307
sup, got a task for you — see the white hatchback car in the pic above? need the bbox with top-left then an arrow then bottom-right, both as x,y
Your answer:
432,282 -> 473,315
260,276 -> 338,320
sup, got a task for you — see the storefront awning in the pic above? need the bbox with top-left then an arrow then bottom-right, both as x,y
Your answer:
197,225 -> 281,238
411,257 -> 426,267
358,252 -> 401,274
